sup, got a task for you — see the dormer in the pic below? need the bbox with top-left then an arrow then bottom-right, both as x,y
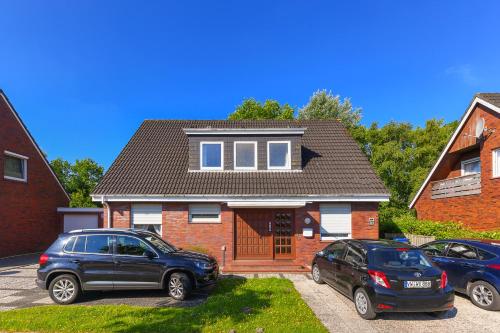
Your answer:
183,127 -> 306,172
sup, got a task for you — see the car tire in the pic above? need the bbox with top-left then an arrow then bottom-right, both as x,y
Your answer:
168,272 -> 192,301
312,264 -> 324,284
354,288 -> 376,320
468,280 -> 500,311
48,274 -> 80,305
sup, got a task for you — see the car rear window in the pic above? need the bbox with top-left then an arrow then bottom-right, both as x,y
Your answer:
370,249 -> 432,270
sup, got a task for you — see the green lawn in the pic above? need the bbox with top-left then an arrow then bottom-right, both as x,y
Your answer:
0,278 -> 327,333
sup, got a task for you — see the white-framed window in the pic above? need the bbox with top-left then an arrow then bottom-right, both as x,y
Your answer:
131,204 -> 162,236
320,203 -> 352,241
267,141 -> 291,170
461,157 -> 481,176
189,204 -> 221,223
493,148 -> 500,178
200,142 -> 223,171
3,150 -> 28,182
234,141 -> 257,170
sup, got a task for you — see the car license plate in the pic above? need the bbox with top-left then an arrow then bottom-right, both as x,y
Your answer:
404,280 -> 431,288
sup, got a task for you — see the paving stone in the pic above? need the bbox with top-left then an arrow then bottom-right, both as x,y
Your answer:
32,297 -> 53,304
0,306 -> 16,311
0,296 -> 25,304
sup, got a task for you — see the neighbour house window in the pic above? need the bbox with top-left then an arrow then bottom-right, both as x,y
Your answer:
131,204 -> 162,236
493,148 -> 500,178
319,204 -> 352,240
234,141 -> 257,170
189,204 -> 221,223
200,142 -> 223,170
461,157 -> 481,176
267,141 -> 291,170
3,151 -> 28,182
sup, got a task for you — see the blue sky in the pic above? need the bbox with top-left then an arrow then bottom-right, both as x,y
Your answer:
1,1 -> 499,169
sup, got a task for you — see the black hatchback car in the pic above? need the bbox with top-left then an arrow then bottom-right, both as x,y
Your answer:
311,239 -> 454,319
36,229 -> 218,304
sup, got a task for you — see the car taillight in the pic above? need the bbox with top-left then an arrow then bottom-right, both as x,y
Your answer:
368,270 -> 391,288
440,271 -> 448,289
487,264 -> 500,270
39,254 -> 49,266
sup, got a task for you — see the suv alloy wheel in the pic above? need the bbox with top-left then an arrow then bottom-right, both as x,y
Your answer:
168,272 -> 192,301
48,274 -> 80,305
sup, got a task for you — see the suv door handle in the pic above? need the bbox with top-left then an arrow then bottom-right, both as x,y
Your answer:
71,260 -> 80,264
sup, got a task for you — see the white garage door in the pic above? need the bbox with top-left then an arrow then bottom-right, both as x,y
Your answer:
320,203 -> 352,240
64,214 -> 98,232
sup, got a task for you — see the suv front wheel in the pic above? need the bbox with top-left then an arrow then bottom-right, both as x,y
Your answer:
48,274 -> 80,305
168,272 -> 192,301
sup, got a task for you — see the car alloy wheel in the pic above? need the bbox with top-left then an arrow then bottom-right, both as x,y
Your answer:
312,265 -> 321,282
472,284 -> 494,307
355,292 -> 368,314
52,278 -> 76,302
169,276 -> 184,299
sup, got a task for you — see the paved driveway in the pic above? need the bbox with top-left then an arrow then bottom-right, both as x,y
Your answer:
289,274 -> 500,333
0,263 -> 210,310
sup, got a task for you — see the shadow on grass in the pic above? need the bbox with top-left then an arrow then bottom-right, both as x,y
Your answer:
101,277 -> 273,333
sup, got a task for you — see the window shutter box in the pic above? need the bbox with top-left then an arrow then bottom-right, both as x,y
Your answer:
131,204 -> 162,225
189,204 -> 221,223
320,203 -> 352,240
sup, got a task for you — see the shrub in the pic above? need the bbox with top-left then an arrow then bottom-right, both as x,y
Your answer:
381,214 -> 500,240
184,245 -> 211,255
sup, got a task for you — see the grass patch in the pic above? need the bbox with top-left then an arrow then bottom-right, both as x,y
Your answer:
0,278 -> 327,333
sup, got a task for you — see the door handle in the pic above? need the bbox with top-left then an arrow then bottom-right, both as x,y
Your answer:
71,260 -> 80,264
269,221 -> 272,232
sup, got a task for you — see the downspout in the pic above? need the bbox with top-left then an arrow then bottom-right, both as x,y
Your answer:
101,196 -> 111,228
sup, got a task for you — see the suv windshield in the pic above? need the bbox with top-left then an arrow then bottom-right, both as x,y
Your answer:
139,233 -> 178,254
370,249 -> 432,270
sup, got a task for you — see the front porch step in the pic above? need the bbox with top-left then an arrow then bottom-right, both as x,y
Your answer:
223,261 -> 310,273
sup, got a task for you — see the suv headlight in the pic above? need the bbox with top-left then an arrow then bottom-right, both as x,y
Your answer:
194,261 -> 212,270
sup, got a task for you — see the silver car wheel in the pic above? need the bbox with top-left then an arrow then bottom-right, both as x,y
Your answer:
472,284 -> 494,306
355,292 -> 368,315
312,265 -> 320,281
169,277 -> 184,298
52,278 -> 75,302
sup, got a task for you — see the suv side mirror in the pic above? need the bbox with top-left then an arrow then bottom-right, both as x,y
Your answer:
317,250 -> 325,257
144,250 -> 156,259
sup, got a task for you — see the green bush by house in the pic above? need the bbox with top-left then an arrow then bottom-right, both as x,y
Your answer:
381,214 -> 500,240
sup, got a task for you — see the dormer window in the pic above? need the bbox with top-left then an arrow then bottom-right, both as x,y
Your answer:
267,141 -> 291,170
234,141 -> 257,170
200,142 -> 223,170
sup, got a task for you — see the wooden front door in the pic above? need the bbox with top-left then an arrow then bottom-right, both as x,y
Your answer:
234,209 -> 294,260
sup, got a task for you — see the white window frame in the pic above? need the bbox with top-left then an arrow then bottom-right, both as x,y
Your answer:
3,150 -> 28,182
189,204 -> 221,223
320,203 -> 352,241
461,157 -> 481,176
200,141 -> 224,171
233,141 -> 257,171
493,148 -> 500,178
131,203 -> 162,236
267,141 -> 291,170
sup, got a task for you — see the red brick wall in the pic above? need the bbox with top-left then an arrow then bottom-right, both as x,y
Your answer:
105,201 -> 379,268
414,104 -> 500,231
0,94 -> 69,257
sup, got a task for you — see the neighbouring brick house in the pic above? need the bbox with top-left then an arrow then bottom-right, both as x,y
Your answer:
410,93 -> 500,231
92,120 -> 389,272
0,90 -> 69,257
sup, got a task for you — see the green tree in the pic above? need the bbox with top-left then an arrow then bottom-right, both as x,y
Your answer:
50,158 -> 104,208
228,98 -> 295,120
297,90 -> 362,129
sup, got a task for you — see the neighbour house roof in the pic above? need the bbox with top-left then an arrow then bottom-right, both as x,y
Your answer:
409,93 -> 500,208
0,90 -> 70,200
93,120 -> 389,199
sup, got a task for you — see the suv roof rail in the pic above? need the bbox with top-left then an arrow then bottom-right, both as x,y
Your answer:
67,228 -> 136,234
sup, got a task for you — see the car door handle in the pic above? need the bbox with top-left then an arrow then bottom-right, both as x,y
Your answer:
71,260 -> 80,264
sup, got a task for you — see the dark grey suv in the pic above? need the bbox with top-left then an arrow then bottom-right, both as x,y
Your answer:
36,229 -> 218,304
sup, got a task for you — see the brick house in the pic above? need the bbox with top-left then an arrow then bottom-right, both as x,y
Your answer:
92,120 -> 389,272
410,93 -> 500,231
0,90 -> 69,257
